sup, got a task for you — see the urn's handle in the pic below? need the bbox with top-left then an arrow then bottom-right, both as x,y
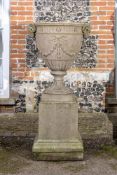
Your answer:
82,23 -> 90,38
28,23 -> 37,37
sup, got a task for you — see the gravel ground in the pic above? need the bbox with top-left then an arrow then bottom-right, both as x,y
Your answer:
0,145 -> 117,175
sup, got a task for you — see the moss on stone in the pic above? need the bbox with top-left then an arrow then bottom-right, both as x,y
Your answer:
93,145 -> 117,159
102,145 -> 117,159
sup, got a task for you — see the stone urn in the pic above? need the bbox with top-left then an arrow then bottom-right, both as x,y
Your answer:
32,22 -> 84,160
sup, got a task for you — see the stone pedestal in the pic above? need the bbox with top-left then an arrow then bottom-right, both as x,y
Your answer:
32,22 -> 84,160
33,93 -> 84,160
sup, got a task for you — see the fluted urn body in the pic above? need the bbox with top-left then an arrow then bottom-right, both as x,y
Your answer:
36,22 -> 83,96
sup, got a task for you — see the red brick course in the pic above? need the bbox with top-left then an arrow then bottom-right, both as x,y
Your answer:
10,0 -> 34,80
90,0 -> 115,71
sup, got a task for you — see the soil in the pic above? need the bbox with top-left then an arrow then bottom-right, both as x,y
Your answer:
0,145 -> 117,175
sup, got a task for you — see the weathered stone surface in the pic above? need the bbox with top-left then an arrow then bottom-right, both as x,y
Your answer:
25,90 -> 35,113
79,113 -> 113,139
33,22 -> 84,160
37,101 -> 80,140
0,99 -> 15,113
33,151 -> 83,161
0,113 -> 38,137
33,139 -> 84,160
0,112 -> 113,148
0,98 -> 15,105
108,113 -> 117,140
11,70 -> 113,113
107,98 -> 117,113
26,0 -> 97,69
36,23 -> 83,72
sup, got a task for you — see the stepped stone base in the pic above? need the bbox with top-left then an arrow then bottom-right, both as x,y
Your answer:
0,112 -> 113,149
32,95 -> 84,160
0,98 -> 15,113
33,138 -> 84,161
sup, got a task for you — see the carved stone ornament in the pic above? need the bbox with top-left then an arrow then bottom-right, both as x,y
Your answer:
82,23 -> 90,38
33,22 -> 84,161
36,22 -> 83,95
28,23 -> 37,37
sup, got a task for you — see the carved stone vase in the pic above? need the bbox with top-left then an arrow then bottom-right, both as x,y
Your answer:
32,22 -> 84,160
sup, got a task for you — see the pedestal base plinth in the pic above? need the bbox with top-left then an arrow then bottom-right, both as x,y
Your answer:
33,139 -> 84,161
32,94 -> 84,160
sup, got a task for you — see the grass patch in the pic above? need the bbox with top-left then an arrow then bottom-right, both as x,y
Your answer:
102,145 -> 117,159
92,145 -> 117,159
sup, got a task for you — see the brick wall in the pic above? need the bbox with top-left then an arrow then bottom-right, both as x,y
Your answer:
10,0 -> 34,81
90,0 -> 114,71
10,0 -> 115,78
0,0 -> 115,146
10,0 -> 114,74
90,0 -> 115,97
8,0 -> 115,113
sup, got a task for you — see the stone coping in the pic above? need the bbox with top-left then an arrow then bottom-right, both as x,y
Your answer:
30,67 -> 111,72
0,112 -> 113,148
0,98 -> 15,106
107,98 -> 117,105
